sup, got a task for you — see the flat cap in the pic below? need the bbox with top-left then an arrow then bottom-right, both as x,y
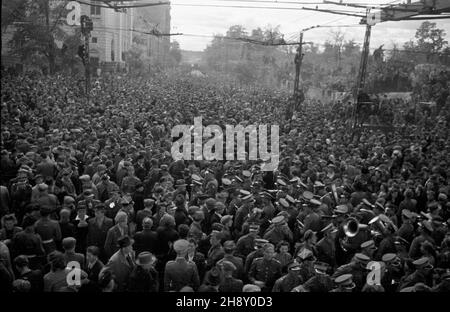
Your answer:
412,257 -> 430,268
355,253 -> 370,263
361,240 -> 375,249
79,174 -> 91,181
402,209 -> 413,219
221,260 -> 237,272
278,198 -> 289,208
271,215 -> 285,225
381,253 -> 397,262
334,274 -> 354,287
173,239 -> 189,253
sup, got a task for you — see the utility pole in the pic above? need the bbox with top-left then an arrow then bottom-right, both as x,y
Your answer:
351,20 -> 371,130
80,15 -> 93,103
293,32 -> 303,100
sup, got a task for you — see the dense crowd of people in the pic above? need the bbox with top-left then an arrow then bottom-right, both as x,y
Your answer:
0,69 -> 449,293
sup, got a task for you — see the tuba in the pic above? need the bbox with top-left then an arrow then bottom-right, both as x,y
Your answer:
340,217 -> 360,252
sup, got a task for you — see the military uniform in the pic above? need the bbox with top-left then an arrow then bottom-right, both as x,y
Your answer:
248,257 -> 282,292
236,234 -> 256,259
245,249 -> 264,275
332,262 -> 368,292
316,237 -> 336,269
164,257 -> 200,291
302,273 -> 334,292
272,273 -> 302,292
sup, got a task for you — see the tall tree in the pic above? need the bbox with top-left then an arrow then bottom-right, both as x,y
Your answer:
8,0 -> 69,74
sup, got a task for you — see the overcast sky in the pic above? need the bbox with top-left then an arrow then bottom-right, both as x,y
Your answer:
169,0 -> 450,51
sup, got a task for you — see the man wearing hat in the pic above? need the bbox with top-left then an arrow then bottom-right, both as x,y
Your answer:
13,255 -> 44,292
330,273 -> 355,292
128,251 -> 159,292
298,261 -> 334,292
408,220 -> 436,260
33,183 -> 59,214
164,239 -> 200,291
218,260 -> 244,292
272,261 -> 302,292
233,193 -> 254,236
77,189 -> 101,217
263,215 -> 293,246
34,204 -> 62,255
86,204 -> 113,263
217,240 -> 244,280
36,152 -> 57,180
248,243 -> 282,292
10,169 -> 33,224
332,253 -> 370,292
236,223 -> 260,259
399,257 -> 434,290
62,237 -> 85,270
316,223 -> 338,269
121,164 -> 142,195
301,202 -> 322,236
206,230 -> 225,269
78,175 -> 99,200
360,240 -> 377,259
397,209 -> 415,243
244,238 -> 269,275
188,210 -> 205,242
381,253 -> 404,292
96,173 -> 120,203
12,216 -> 45,269
105,235 -> 135,291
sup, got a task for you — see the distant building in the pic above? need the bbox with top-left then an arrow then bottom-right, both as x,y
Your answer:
1,0 -> 135,73
80,1 -> 134,72
133,1 -> 171,68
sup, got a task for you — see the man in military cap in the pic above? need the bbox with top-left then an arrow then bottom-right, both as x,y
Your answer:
301,202 -> 322,236
236,223 -> 260,260
296,248 -> 317,283
330,274 -> 355,292
164,239 -> 200,291
263,215 -> 293,246
332,253 -> 370,292
244,238 -> 268,276
248,243 -> 282,292
397,209 -> 415,243
234,192 -> 254,236
381,253 -> 404,292
86,204 -> 113,263
360,240 -> 377,259
62,237 -> 85,269
399,257 -> 434,290
35,204 -> 62,255
77,189 -> 101,217
218,260 -> 244,292
316,223 -> 338,269
409,220 -> 436,259
206,230 -> 225,269
296,261 -> 334,292
272,261 -> 302,292
217,240 -> 244,280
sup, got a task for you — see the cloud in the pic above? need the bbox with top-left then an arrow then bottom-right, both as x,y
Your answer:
170,1 -> 450,51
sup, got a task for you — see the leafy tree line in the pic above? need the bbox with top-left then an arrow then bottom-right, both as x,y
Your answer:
201,22 -> 449,99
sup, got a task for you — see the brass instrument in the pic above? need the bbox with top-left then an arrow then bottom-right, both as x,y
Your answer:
340,217 -> 359,252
